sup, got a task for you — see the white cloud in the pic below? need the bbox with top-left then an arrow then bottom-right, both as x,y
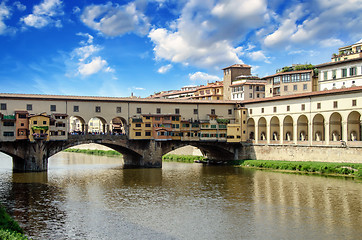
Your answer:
13,1 -> 26,11
149,0 -> 267,69
81,2 -> 150,37
78,57 -> 108,76
0,1 -> 11,34
248,50 -> 270,63
73,6 -> 81,14
157,64 -> 172,74
21,0 -> 64,29
73,45 -> 101,62
76,32 -> 94,44
189,72 -> 221,82
320,38 -> 344,48
133,87 -> 145,90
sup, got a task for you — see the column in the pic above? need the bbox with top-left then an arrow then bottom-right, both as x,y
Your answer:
325,122 -> 330,145
255,123 -> 259,144
342,120 -> 348,142
280,124 -> 284,145
293,122 -> 298,145
266,123 -> 270,144
309,122 -> 313,146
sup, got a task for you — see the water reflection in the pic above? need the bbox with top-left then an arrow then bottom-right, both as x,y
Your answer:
0,152 -> 361,240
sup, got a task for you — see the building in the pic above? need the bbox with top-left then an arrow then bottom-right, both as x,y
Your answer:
29,113 -> 50,142
49,113 -> 68,140
222,64 -> 252,100
263,65 -> 317,97
15,110 -> 29,140
0,113 -> 16,142
149,86 -> 198,99
192,81 -> 224,100
316,40 -> 362,91
230,75 -> 266,100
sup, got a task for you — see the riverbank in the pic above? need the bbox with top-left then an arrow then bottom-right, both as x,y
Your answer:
63,148 -> 122,157
241,160 -> 362,178
0,205 -> 29,239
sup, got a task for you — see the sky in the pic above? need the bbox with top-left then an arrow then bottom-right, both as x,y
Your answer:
0,0 -> 361,98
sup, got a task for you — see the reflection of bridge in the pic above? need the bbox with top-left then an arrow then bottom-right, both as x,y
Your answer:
0,134 -> 241,171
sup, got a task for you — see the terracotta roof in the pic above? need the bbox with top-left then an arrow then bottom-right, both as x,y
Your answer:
0,93 -> 237,105
239,86 -> 362,104
315,56 -> 362,68
262,69 -> 313,79
222,64 -> 251,70
197,84 -> 223,90
231,81 -> 267,87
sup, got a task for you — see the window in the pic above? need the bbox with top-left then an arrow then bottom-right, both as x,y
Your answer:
43,121 -> 47,124
3,132 -> 14,137
18,114 -> 26,119
211,125 -> 217,129
175,108 -> 180,114
257,94 -> 260,98
155,117 -> 160,121
293,85 -> 297,91
156,108 -> 161,114
284,86 -> 288,91
1,103 -> 7,110
50,105 -> 56,111
137,108 -> 141,114
27,104 -> 32,111
273,107 -> 277,113
249,85 -> 253,89
303,84 -> 308,90
332,70 -> 337,79
135,132 -> 141,136
95,106 -> 101,112
342,68 -> 347,77
228,109 -> 232,115
350,67 -> 357,76
211,109 -> 215,115
116,107 -> 121,113
261,108 -> 264,113
172,116 -> 179,121
135,123 -> 141,127
282,75 -> 290,83
249,93 -> 253,98
352,99 -> 357,106
317,103 -> 321,109
287,106 -> 290,112
73,106 -> 79,112
333,101 -> 338,108
33,121 -> 38,125
193,109 -> 198,114
323,71 -> 328,80
145,123 -> 151,127
145,116 -> 150,120
249,109 -> 253,114
301,104 -> 305,111
145,131 -> 151,136
3,121 -> 14,126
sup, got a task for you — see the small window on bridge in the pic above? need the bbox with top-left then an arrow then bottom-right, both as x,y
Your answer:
137,108 -> 142,114
74,106 -> 79,112
27,104 -> 32,111
1,103 -> 7,110
50,105 -> 56,112
157,108 -> 161,114
193,109 -> 198,114
228,109 -> 232,115
175,108 -> 180,114
211,109 -> 215,115
95,106 -> 101,112
116,107 -> 121,113
135,132 -> 141,136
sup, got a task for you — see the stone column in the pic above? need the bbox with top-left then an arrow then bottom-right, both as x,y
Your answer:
309,122 -> 313,146
280,124 -> 284,145
293,122 -> 298,145
342,120 -> 348,142
12,141 -> 49,172
266,123 -> 270,144
325,122 -> 330,145
255,124 -> 259,144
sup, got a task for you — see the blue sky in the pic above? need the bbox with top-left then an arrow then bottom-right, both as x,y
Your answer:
0,0 -> 361,97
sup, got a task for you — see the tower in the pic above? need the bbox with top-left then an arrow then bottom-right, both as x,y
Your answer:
222,64 -> 252,100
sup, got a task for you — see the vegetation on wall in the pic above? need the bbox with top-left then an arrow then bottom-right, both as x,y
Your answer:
241,160 -> 362,177
63,148 -> 122,157
162,154 -> 205,163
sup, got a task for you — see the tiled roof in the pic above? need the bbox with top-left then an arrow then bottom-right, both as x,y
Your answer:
222,64 -> 251,70
262,69 -> 313,79
315,56 -> 362,68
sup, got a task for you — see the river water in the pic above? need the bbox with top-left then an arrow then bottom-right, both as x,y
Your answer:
0,152 -> 361,240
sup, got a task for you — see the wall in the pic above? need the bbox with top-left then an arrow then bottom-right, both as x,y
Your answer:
242,144 -> 362,163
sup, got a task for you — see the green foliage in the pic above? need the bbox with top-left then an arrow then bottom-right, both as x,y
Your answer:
63,148 -> 122,157
280,64 -> 314,72
0,229 -> 29,240
216,119 -> 230,124
162,154 -> 205,163
241,160 -> 362,178
0,205 -> 30,239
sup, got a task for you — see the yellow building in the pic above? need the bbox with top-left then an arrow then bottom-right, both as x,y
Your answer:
332,39 -> 362,62
29,113 -> 50,142
227,108 -> 247,142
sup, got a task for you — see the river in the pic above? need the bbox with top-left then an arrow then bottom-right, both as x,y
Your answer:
0,152 -> 361,240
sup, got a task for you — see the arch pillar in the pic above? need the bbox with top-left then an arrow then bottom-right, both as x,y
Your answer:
325,122 -> 330,145
84,124 -> 89,133
342,120 -> 348,142
254,121 -> 259,144
266,123 -> 270,144
293,122 -> 298,144
309,121 -> 313,146
280,123 -> 284,145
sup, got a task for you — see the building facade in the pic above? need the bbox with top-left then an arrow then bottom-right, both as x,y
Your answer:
222,64 -> 252,100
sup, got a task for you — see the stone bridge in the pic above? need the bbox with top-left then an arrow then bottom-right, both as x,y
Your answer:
0,135 -> 241,172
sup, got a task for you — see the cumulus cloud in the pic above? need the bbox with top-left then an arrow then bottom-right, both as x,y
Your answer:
189,72 -> 221,82
21,0 -> 64,29
0,1 -> 11,34
81,2 -> 150,37
13,1 -> 26,11
248,50 -> 270,63
149,0 -> 267,69
78,57 -> 108,76
157,64 -> 172,74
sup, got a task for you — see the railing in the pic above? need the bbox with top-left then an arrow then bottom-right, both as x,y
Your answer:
68,134 -> 127,141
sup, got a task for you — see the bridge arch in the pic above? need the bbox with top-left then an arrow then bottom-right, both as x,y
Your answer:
270,116 -> 280,141
247,118 -> 255,140
283,115 -> 293,141
347,111 -> 361,141
313,114 -> 325,141
110,117 -> 128,135
329,112 -> 342,141
297,115 -> 308,141
258,117 -> 267,141
69,116 -> 86,133
88,116 -> 107,133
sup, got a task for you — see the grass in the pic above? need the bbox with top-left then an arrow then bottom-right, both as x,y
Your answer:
63,148 -> 122,157
241,160 -> 362,178
0,205 -> 30,240
162,154 -> 205,163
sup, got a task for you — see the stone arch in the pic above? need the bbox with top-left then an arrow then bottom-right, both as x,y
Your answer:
270,116 -> 280,141
313,114 -> 325,141
258,117 -> 267,141
111,117 -> 128,135
329,112 -> 342,141
88,116 -> 107,133
297,115 -> 308,141
283,115 -> 293,141
69,116 -> 86,133
347,111 -> 361,141
247,118 -> 255,140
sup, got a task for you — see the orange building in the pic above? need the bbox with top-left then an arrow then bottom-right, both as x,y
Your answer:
15,110 -> 29,140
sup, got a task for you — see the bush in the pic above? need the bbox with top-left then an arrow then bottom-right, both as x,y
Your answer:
0,229 -> 29,240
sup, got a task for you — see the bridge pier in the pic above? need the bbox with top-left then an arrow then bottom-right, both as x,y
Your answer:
11,141 -> 49,172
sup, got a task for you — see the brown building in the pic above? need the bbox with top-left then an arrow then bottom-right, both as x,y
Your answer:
222,64 -> 252,100
15,110 -> 29,140
193,81 -> 223,100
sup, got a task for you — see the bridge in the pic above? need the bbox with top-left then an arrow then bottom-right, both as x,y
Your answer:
0,134 -> 241,172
